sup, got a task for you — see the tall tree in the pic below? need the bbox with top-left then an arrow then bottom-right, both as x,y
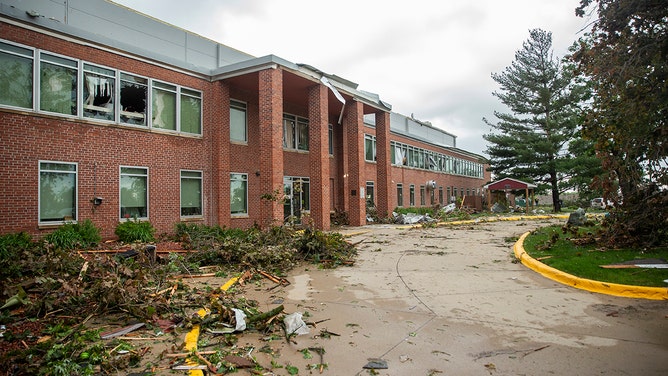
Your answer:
484,29 -> 591,212
573,0 -> 668,247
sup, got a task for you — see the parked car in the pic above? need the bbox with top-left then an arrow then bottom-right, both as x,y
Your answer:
590,197 -> 606,209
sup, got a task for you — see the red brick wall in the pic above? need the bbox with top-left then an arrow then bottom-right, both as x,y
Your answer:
0,22 -> 215,239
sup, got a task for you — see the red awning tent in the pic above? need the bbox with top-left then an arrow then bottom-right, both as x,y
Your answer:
484,178 -> 537,213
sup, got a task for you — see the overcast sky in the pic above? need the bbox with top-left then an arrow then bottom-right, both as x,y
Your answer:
112,0 -> 591,157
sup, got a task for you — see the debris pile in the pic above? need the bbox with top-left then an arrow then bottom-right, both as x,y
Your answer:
0,224 -> 357,374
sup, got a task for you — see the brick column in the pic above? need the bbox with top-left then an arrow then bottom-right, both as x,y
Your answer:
213,81 -> 231,228
258,68 -> 284,227
375,111 -> 392,219
308,84 -> 330,230
343,101 -> 365,226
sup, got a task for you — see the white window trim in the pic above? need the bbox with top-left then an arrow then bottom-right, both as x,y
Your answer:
119,165 -> 149,220
230,172 -> 248,216
38,160 -> 78,225
180,169 -> 203,218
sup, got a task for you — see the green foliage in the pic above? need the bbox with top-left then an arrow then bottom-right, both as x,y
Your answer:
115,218 -> 155,243
573,0 -> 668,247
0,232 -> 35,278
483,28 -> 592,212
43,220 -> 101,250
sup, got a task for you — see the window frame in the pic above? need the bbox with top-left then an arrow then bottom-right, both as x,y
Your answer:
39,51 -> 78,117
230,99 -> 247,143
364,134 -> 376,162
119,166 -> 149,220
397,183 -> 403,207
409,184 -> 415,207
38,160 -> 78,225
366,181 -> 375,207
230,172 -> 248,216
180,170 -> 203,218
0,40 -> 35,110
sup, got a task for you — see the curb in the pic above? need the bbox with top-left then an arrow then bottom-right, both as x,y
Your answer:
514,232 -> 668,300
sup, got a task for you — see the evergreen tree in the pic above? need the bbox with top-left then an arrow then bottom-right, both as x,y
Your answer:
484,29 -> 591,212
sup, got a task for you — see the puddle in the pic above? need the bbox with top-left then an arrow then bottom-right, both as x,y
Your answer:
287,273 -> 313,301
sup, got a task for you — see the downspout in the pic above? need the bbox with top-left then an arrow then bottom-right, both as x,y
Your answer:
320,76 -> 346,124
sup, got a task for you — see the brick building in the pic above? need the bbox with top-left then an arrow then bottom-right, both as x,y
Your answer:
0,0 -> 490,239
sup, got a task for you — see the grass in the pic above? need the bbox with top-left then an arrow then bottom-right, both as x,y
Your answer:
523,225 -> 668,287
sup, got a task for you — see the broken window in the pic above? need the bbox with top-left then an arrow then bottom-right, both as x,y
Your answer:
39,161 -> 77,223
180,88 -> 201,134
230,173 -> 248,215
120,166 -> 148,219
230,100 -> 247,142
152,81 -> 176,130
181,170 -> 202,217
120,73 -> 147,126
40,53 -> 77,116
83,63 -> 115,121
0,41 -> 33,109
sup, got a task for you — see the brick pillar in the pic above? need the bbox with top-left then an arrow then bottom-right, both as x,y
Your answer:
343,101 -> 365,226
375,111 -> 392,219
213,81 -> 231,228
308,84 -> 330,230
258,68 -> 284,227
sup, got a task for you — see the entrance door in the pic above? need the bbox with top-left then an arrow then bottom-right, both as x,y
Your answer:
283,177 -> 310,224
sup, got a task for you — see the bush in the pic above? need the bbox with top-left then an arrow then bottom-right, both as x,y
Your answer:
115,218 -> 155,243
44,220 -> 101,250
0,232 -> 35,278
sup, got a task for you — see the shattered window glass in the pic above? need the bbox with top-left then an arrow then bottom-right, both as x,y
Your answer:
152,81 -> 176,131
120,73 -> 147,126
83,63 -> 115,121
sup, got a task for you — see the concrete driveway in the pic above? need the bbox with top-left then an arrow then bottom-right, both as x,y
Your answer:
259,218 -> 668,375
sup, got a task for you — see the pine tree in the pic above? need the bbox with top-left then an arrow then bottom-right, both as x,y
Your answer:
484,29 -> 591,212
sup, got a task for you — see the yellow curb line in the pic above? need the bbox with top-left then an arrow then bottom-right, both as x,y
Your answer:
514,232 -> 668,300
183,276 -> 239,375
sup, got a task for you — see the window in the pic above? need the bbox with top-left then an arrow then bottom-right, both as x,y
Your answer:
230,100 -> 247,142
120,167 -> 148,219
397,184 -> 403,207
83,63 -> 115,121
180,88 -> 201,134
39,161 -> 77,223
439,187 -> 444,204
364,134 -> 376,162
181,170 -> 202,216
328,124 -> 333,155
366,181 -> 375,207
152,81 -> 177,130
409,184 -> 415,206
230,173 -> 248,215
283,114 -> 309,151
120,73 -> 147,126
420,185 -> 426,206
0,41 -> 33,109
40,53 -> 77,115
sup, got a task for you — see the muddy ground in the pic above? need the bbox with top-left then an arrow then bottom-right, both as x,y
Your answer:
89,218 -> 667,375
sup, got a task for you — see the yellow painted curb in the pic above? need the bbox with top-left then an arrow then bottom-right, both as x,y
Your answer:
514,232 -> 668,300
183,276 -> 239,375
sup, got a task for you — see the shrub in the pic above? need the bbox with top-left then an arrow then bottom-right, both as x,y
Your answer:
0,232 -> 35,278
115,218 -> 156,243
43,220 -> 101,250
